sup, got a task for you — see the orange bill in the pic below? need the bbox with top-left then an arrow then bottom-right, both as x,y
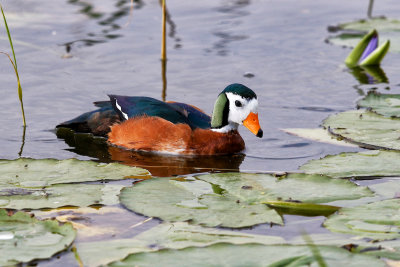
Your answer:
243,112 -> 263,138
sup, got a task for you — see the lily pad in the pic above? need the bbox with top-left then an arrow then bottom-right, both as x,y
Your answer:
108,243 -> 386,267
322,109 -> 400,150
324,199 -> 400,241
0,183 -> 124,209
0,158 -> 150,187
300,150 -> 400,178
198,173 -> 372,203
282,128 -> 357,147
0,209 -> 76,266
77,222 -> 285,266
121,178 -> 282,228
120,173 -> 372,228
328,18 -> 400,53
358,92 -> 400,118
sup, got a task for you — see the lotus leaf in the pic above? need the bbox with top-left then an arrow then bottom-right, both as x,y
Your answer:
322,110 -> 400,150
324,199 -> 400,240
300,150 -> 400,178
108,243 -> 386,267
0,209 -> 76,265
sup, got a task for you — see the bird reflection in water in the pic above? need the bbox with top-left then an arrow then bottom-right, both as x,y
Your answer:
56,128 -> 245,177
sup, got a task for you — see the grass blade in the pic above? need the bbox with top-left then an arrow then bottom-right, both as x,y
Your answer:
0,4 -> 26,126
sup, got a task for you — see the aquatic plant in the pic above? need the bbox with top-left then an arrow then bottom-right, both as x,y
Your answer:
345,29 -> 390,67
0,4 -> 26,127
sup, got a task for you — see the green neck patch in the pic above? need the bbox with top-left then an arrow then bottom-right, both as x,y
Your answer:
211,93 -> 228,128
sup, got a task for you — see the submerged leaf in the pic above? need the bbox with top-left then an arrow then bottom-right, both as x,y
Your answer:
300,150 -> 400,178
0,209 -> 76,265
108,243 -> 386,267
322,110 -> 400,150
324,199 -> 400,241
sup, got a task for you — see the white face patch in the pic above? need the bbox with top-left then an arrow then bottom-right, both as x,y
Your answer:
225,92 -> 258,125
115,100 -> 129,120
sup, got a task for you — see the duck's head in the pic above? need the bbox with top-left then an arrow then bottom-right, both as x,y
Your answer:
211,83 -> 263,138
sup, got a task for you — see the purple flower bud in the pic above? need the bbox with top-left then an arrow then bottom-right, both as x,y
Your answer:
360,33 -> 378,62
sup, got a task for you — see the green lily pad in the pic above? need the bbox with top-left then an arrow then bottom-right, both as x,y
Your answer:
198,172 -> 371,203
370,179 -> 400,199
0,209 -> 76,266
328,18 -> 400,53
322,109 -> 400,150
324,199 -> 400,241
121,177 -> 282,228
108,243 -> 386,267
282,128 -> 357,147
0,184 -> 124,210
120,173 -> 372,228
300,150 -> 400,178
77,222 -> 285,266
0,158 -> 148,209
0,158 -> 150,187
358,92 -> 400,118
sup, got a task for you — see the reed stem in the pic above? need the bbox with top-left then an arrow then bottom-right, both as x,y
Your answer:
1,5 -> 26,127
161,0 -> 166,61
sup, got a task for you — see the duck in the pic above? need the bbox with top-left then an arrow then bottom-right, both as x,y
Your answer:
57,83 -> 263,155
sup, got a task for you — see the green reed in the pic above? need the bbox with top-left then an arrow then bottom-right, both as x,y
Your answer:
1,4 -> 26,127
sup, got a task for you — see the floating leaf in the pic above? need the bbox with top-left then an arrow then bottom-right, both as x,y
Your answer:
324,199 -> 400,241
198,173 -> 372,203
121,177 -> 282,228
282,128 -> 357,147
328,18 -> 400,53
0,158 -> 150,187
120,173 -> 371,228
322,110 -> 400,150
108,243 -> 386,267
77,222 -> 285,266
0,209 -> 76,266
0,183 -> 124,210
358,92 -> 400,118
370,179 -> 400,199
300,150 -> 400,178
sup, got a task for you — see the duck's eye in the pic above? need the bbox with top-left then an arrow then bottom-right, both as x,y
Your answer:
235,100 -> 242,107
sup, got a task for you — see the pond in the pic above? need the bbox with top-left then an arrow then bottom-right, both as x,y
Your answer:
1,0 -> 400,266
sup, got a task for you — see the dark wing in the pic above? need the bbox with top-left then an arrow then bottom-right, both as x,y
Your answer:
56,102 -> 120,136
168,102 -> 211,129
108,95 -> 210,129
